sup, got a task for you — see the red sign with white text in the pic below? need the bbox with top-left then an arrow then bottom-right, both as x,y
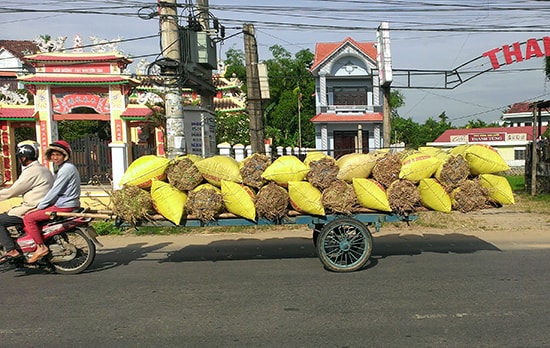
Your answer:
468,133 -> 505,142
45,64 -> 111,74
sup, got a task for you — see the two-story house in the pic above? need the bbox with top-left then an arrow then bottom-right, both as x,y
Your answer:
310,37 -> 383,158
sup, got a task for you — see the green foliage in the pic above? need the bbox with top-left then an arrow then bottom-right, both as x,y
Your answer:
215,111 -> 250,145
391,111 -> 454,148
58,120 -> 110,141
92,220 -> 124,235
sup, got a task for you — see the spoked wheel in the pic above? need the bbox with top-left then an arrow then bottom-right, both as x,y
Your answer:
50,229 -> 96,275
316,217 -> 373,272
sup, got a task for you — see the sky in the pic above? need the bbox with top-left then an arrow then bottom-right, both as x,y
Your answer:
1,0 -> 549,127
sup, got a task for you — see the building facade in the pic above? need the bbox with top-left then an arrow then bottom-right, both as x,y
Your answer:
309,37 -> 384,158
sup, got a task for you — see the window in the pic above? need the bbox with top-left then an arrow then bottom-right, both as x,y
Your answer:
333,87 -> 367,106
514,149 -> 526,160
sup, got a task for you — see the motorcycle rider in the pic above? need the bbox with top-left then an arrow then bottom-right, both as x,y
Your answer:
23,140 -> 81,264
0,141 -> 54,264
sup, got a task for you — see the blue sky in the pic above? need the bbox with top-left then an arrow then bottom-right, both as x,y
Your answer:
1,0 -> 549,126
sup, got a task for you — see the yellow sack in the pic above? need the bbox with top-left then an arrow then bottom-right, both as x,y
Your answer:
399,152 -> 441,183
288,181 -> 325,216
418,146 -> 449,162
221,180 -> 256,221
418,178 -> 452,213
352,178 -> 391,212
303,151 -> 333,166
120,155 -> 170,188
448,144 -> 471,155
150,179 -> 187,224
195,155 -> 242,187
336,153 -> 380,182
463,144 -> 510,175
261,155 -> 309,186
478,174 -> 515,204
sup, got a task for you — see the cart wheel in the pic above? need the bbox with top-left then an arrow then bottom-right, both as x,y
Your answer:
316,217 -> 373,272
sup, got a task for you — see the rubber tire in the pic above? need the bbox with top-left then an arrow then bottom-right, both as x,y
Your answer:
316,217 -> 373,272
51,228 -> 96,275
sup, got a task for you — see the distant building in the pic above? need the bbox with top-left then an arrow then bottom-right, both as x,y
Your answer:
427,126 -> 547,167
501,102 -> 550,127
0,40 -> 40,89
310,37 -> 383,158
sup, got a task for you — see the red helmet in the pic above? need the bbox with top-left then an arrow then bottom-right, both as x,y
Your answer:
45,140 -> 72,161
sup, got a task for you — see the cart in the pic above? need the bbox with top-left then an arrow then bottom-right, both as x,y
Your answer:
62,209 -> 417,273
175,210 -> 418,273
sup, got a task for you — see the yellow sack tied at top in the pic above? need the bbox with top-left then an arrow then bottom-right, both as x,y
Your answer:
352,178 -> 391,212
418,146 -> 449,162
399,152 -> 441,183
462,144 -> 510,175
303,151 -> 334,167
261,155 -> 309,186
150,179 -> 188,225
418,178 -> 452,213
119,155 -> 170,188
336,152 -> 380,182
221,180 -> 256,221
195,155 -> 242,187
288,181 -> 325,216
478,174 -> 515,205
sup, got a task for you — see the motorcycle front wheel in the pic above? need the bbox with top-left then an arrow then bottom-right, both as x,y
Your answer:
51,228 -> 96,275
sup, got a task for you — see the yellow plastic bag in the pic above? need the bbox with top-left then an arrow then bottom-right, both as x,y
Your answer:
418,178 -> 452,213
478,174 -> 515,204
352,178 -> 391,212
221,180 -> 256,221
150,179 -> 187,224
399,152 -> 441,183
119,155 -> 170,188
288,181 -> 325,215
336,152 -> 380,182
261,155 -> 309,186
303,151 -> 334,166
463,144 -> 510,175
195,155 -> 242,187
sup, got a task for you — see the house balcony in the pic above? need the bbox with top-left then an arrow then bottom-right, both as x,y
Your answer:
323,104 -> 381,114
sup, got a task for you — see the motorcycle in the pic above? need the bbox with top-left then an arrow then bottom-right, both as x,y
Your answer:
0,212 -> 102,274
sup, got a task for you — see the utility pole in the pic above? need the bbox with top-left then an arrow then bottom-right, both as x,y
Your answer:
243,23 -> 265,154
159,0 -> 186,159
197,0 -> 214,112
530,102 -> 538,195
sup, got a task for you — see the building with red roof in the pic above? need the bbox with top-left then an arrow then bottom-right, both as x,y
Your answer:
310,37 -> 383,157
428,125 -> 547,167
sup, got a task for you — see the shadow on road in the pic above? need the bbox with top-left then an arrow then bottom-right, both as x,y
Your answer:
160,233 -> 500,263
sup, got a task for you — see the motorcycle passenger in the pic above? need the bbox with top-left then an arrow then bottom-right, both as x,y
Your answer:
23,140 -> 81,264
0,141 -> 54,264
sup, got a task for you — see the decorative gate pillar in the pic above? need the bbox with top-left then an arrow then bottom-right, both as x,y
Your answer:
35,85 -> 58,170
109,85 -> 130,190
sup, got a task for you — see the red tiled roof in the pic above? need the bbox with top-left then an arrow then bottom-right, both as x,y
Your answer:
433,126 -> 547,142
0,40 -> 40,60
311,37 -> 377,71
310,112 -> 383,123
120,105 -> 153,118
0,106 -> 37,119
24,52 -> 132,65
504,102 -> 532,114
19,74 -> 140,85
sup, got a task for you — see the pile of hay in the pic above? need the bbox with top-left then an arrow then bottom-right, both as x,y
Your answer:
438,154 -> 470,192
372,152 -> 402,188
306,158 -> 339,191
111,185 -> 154,225
255,182 -> 289,221
387,179 -> 421,215
185,187 -> 224,222
166,157 -> 203,191
451,179 -> 489,213
321,180 -> 357,215
240,153 -> 271,189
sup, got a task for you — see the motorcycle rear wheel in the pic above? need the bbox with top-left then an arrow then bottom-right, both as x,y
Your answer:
51,228 -> 96,275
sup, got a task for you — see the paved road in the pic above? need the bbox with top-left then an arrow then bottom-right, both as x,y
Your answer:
1,228 -> 549,347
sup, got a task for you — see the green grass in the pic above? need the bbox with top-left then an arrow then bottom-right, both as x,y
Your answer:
506,175 -> 525,192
